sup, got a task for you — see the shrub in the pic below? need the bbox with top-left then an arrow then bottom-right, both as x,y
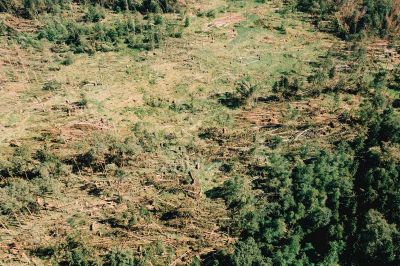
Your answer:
0,179 -> 39,215
61,53 -> 74,65
84,4 -> 105,22
206,9 -> 216,18
106,207 -> 138,229
74,135 -> 138,172
272,75 -> 302,99
153,14 -> 163,25
105,249 -> 142,266
0,0 -> 21,13
388,67 -> 400,91
22,0 -> 71,18
42,80 -> 62,91
1,146 -> 69,181
38,19 -> 69,42
0,21 -> 8,36
34,148 -> 66,178
308,68 -> 328,86
218,77 -> 257,109
184,17 -> 190,27
60,234 -> 102,266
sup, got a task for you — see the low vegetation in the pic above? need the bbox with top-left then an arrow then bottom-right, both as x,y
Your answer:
0,0 -> 399,265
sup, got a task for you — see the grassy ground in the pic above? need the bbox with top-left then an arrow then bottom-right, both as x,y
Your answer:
0,0 -> 396,265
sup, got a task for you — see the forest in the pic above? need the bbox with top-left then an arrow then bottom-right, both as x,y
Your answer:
0,0 -> 399,265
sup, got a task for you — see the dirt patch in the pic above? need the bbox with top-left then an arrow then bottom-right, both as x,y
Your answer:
207,13 -> 244,29
261,34 -> 276,44
367,39 -> 400,67
46,120 -> 112,142
0,14 -> 39,33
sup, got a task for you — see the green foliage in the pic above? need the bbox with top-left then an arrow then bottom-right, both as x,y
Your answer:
61,234 -> 102,266
0,179 -> 40,215
1,0 -> 180,17
0,1 -> 182,54
36,15 -> 173,53
371,69 -> 388,89
153,14 -> 163,25
84,4 -> 105,22
106,206 -> 138,229
66,247 -> 98,266
0,146 -> 67,179
215,146 -> 357,264
356,210 -> 400,264
34,148 -> 66,179
296,0 -> 398,38
388,67 -> 400,91
296,0 -> 338,14
272,75 -> 302,99
105,249 -> 142,266
218,77 -> 257,109
307,56 -> 334,88
206,9 -> 216,18
2,1 -> 399,265
61,52 -> 74,65
136,0 -> 180,13
0,21 -> 8,35
169,100 -> 195,113
0,2 -> 187,56
105,242 -> 172,265
358,94 -> 400,146
74,134 -> 138,172
0,0 -> 18,12
184,17 -> 190,27
360,0 -> 394,37
214,94 -> 400,264
22,0 -> 72,18
0,173 -> 63,215
220,176 -> 253,211
229,238 -> 267,265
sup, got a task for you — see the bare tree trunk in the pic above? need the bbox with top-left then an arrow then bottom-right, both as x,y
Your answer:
124,0 -> 129,11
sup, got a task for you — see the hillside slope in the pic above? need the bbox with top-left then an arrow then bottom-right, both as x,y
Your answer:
1,0 -> 399,265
